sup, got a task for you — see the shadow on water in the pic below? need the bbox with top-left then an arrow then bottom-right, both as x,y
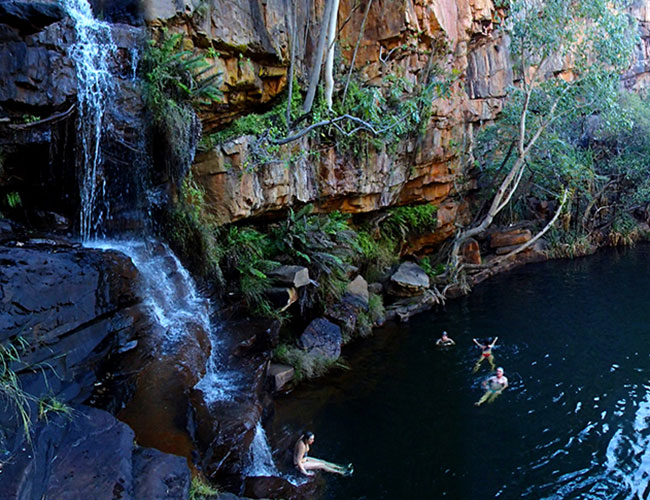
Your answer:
272,244 -> 650,500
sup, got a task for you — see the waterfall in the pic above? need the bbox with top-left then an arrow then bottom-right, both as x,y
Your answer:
62,0 -> 117,241
245,422 -> 280,477
62,0 -> 272,474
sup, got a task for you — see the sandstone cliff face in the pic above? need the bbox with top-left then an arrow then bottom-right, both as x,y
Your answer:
146,0 -> 511,246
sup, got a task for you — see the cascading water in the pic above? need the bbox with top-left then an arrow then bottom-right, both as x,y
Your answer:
63,0 -> 117,241
245,422 -> 280,477
63,0 -> 275,476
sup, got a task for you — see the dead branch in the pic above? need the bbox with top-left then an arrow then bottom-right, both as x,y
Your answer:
7,104 -> 76,129
271,113 -> 398,145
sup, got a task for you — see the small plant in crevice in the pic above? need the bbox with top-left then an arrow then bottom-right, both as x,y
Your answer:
0,339 -> 36,441
38,395 -> 73,423
165,176 -> 223,282
223,226 -> 280,317
189,475 -> 220,500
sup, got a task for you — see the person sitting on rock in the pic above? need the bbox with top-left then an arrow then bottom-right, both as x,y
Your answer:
294,432 -> 353,477
436,331 -> 455,347
472,336 -> 498,372
475,366 -> 508,406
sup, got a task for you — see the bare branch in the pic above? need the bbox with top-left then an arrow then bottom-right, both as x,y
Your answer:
270,113 -> 395,145
7,104 -> 76,129
492,188 -> 569,265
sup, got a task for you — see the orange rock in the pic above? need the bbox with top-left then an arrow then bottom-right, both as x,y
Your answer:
489,229 -> 532,248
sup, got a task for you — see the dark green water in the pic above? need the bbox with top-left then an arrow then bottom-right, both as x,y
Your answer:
272,245 -> 650,500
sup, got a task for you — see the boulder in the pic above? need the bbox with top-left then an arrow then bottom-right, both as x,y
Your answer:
0,241 -> 140,404
133,447 -> 191,500
243,475 -> 321,500
388,262 -> 430,297
368,282 -> 383,294
268,265 -> 310,288
298,318 -> 342,360
268,363 -> 295,391
0,406 -> 191,500
346,275 -> 369,307
489,229 -> 532,248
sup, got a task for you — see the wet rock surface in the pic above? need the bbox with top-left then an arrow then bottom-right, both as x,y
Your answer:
0,406 -> 190,500
243,475 -> 321,500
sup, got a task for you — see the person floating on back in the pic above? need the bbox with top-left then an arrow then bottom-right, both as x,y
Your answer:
293,432 -> 353,477
475,367 -> 508,406
472,336 -> 498,372
436,331 -> 456,347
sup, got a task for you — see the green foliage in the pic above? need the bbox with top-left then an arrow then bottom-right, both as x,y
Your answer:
472,0 -> 640,241
202,88 -> 302,148
140,29 -> 222,120
355,204 -> 438,280
545,229 -> 596,259
313,72 -> 456,156
0,339 -> 35,441
166,177 -> 223,281
21,114 -> 41,124
224,226 -> 279,316
6,192 -> 21,208
273,343 -> 347,381
419,256 -> 446,279
367,292 -> 385,325
189,476 -> 220,500
271,206 -> 358,308
382,204 -> 438,239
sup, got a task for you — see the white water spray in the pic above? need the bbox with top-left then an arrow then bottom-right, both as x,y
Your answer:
62,0 -> 117,240
245,422 -> 280,477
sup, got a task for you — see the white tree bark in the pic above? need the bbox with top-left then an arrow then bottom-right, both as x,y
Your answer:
324,0 -> 340,110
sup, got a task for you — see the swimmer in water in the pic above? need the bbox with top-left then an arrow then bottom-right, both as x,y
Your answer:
436,331 -> 456,347
475,367 -> 508,406
472,336 -> 498,372
293,432 -> 353,477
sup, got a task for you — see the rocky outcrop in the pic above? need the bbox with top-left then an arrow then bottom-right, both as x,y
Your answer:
0,237 -> 139,404
0,406 -> 190,500
0,231 -> 200,499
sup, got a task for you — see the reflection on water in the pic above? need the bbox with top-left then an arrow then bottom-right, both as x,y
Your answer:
272,244 -> 650,500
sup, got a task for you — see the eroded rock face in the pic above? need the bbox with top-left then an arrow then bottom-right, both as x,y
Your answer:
0,406 -> 191,500
146,0 -> 509,232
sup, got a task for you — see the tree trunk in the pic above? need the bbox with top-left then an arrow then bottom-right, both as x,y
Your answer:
324,0 -> 340,109
303,0 -> 335,113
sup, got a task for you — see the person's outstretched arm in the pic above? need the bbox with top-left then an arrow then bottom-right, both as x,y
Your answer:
473,338 -> 482,347
490,337 -> 499,347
